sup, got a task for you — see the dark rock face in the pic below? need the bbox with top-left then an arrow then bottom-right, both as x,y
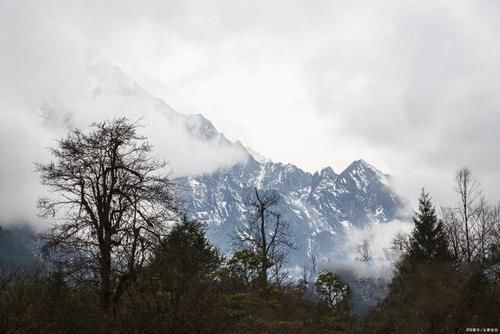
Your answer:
180,156 -> 403,266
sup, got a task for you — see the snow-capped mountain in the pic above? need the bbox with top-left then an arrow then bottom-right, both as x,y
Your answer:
180,156 -> 402,266
39,55 -> 404,268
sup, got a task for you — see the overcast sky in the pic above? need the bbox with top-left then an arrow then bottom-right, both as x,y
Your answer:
1,0 -> 500,222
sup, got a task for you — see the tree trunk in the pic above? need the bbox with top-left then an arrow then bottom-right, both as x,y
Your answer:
99,237 -> 112,311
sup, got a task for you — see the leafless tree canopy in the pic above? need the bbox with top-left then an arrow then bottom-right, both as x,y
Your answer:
234,187 -> 294,287
357,239 -> 373,263
36,118 -> 178,310
391,232 -> 409,252
299,255 -> 318,291
442,168 -> 500,263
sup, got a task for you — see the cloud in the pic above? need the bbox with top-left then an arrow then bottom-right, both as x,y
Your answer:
0,67 -> 248,225
64,94 -> 249,177
0,2 -> 249,224
328,220 -> 414,279
84,0 -> 498,208
1,0 -> 500,222
301,0 -> 500,205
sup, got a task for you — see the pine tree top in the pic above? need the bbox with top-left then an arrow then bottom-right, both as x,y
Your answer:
408,189 -> 451,263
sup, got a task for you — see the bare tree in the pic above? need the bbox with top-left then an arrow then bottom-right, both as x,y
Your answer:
357,239 -> 373,263
442,168 -> 482,263
455,168 -> 481,262
383,231 -> 409,265
234,187 -> 294,288
36,118 -> 178,311
441,207 -> 462,260
299,255 -> 317,291
490,204 -> 500,260
391,231 -> 409,252
476,197 -> 497,263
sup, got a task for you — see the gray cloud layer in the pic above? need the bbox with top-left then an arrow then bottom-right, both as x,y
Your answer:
1,0 -> 499,224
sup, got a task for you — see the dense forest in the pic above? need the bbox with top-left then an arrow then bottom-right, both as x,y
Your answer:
1,119 -> 499,333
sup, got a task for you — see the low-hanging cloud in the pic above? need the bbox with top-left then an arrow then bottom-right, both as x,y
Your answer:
2,0 -> 500,223
0,2 -> 248,225
0,62 -> 249,225
326,220 -> 414,279
302,0 -> 500,206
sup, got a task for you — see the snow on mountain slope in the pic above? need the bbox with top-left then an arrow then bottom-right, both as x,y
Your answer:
40,55 -> 404,269
180,156 -> 403,267
244,145 -> 272,164
38,55 -> 249,177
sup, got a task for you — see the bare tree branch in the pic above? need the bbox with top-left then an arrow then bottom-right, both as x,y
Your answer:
36,118 -> 179,311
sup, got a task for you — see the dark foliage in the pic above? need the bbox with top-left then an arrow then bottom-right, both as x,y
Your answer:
0,219 -> 353,333
363,187 -> 500,333
407,189 -> 451,263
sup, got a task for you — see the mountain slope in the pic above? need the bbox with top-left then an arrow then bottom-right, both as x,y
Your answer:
180,156 -> 403,267
0,225 -> 37,266
39,56 -> 404,269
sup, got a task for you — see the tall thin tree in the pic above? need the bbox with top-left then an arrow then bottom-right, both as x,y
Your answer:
234,188 -> 294,288
455,168 -> 481,262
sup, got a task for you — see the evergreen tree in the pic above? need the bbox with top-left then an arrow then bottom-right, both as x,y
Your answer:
408,189 -> 451,262
136,216 -> 223,333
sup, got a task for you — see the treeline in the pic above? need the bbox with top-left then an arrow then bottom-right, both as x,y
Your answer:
0,119 -> 353,333
364,171 -> 500,333
0,118 -> 499,333
0,217 -> 352,333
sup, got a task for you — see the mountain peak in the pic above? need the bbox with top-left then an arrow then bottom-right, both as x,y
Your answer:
84,55 -> 150,99
341,159 -> 381,175
184,114 -> 218,139
349,159 -> 369,169
320,166 -> 337,179
335,159 -> 392,196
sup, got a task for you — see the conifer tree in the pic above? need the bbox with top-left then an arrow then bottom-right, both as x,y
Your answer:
408,189 -> 451,262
